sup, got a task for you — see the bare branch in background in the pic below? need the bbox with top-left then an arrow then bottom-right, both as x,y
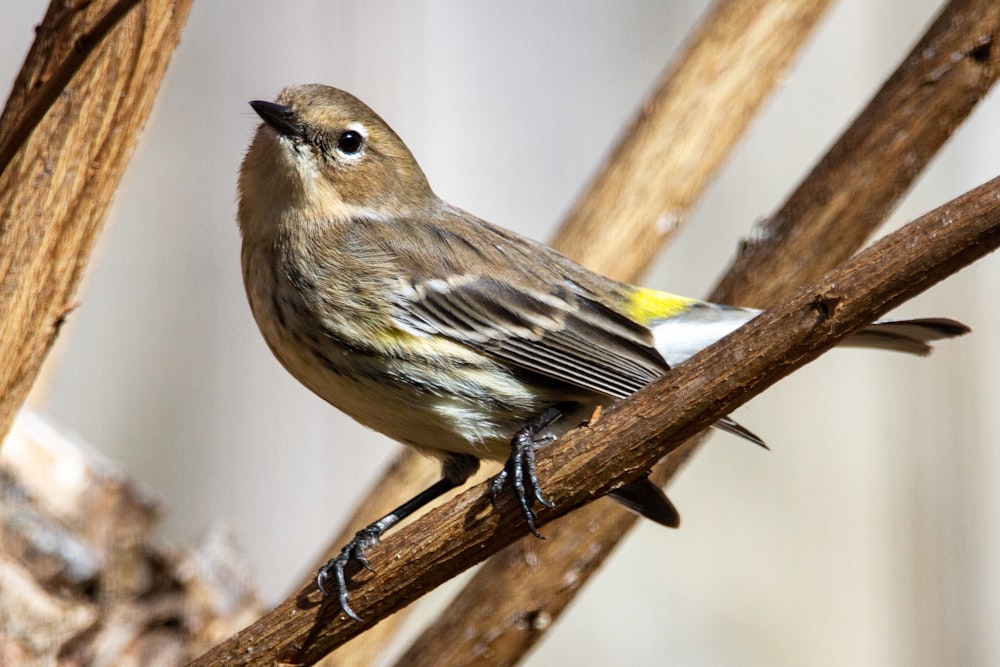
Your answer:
0,0 -> 194,439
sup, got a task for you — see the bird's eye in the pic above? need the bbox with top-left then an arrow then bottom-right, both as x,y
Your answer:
336,130 -> 364,155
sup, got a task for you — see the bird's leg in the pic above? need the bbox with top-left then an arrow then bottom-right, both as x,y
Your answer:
318,453 -> 479,621
490,402 -> 577,537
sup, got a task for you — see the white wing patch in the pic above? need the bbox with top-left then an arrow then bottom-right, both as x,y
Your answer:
651,307 -> 757,366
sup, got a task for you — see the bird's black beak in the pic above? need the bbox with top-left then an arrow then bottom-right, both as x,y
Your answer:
249,100 -> 300,137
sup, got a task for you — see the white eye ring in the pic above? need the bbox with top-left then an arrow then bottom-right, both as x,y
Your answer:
335,122 -> 368,158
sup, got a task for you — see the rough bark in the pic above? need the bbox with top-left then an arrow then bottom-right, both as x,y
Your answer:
0,0 -> 194,440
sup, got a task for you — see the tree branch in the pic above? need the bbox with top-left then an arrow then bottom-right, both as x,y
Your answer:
0,0 -> 141,171
191,168 -> 1000,667
551,0 -> 835,280
0,0 -> 195,441
391,1 -> 1000,665
714,0 -> 1000,308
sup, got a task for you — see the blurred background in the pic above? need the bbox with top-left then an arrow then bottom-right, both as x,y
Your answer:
3,1 -> 999,665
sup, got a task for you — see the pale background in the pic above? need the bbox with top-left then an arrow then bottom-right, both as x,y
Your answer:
3,1 -> 999,665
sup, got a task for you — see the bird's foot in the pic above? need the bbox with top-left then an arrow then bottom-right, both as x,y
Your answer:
490,404 -> 572,537
317,524 -> 382,622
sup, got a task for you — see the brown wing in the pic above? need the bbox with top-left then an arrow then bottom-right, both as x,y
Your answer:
397,274 -> 666,399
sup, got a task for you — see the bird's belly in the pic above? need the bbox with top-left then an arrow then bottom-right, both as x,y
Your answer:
245,266 -> 602,460
256,315 -> 551,460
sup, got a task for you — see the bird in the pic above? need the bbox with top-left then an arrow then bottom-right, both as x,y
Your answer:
237,83 -> 969,620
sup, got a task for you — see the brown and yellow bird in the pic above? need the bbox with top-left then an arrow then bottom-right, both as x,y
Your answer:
238,84 -> 969,619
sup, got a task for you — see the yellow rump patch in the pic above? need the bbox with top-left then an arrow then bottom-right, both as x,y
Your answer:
625,288 -> 697,325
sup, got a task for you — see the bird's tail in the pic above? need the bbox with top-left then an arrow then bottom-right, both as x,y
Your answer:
618,307 -> 968,528
650,299 -> 970,365
644,298 -> 968,451
840,317 -> 970,355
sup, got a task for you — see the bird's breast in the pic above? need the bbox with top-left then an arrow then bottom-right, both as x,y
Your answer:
240,245 -> 558,459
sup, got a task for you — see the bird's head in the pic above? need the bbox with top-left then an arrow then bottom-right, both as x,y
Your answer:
240,84 -> 433,228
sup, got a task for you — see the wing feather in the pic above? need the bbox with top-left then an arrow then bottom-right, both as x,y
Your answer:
398,276 -> 665,398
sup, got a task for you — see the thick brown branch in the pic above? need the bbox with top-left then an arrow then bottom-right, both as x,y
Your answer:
393,1 -> 1000,663
0,0 -> 142,172
191,174 -> 1000,667
0,0 -> 194,440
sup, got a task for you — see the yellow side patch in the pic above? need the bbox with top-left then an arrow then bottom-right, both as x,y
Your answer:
625,288 -> 697,325
375,325 -> 486,363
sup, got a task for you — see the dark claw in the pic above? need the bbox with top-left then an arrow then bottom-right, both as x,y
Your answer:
317,525 -> 383,622
314,471 -> 472,622
489,468 -> 508,508
490,406 -> 570,537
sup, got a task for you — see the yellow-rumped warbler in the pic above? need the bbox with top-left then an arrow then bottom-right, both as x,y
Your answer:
238,84 -> 968,620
